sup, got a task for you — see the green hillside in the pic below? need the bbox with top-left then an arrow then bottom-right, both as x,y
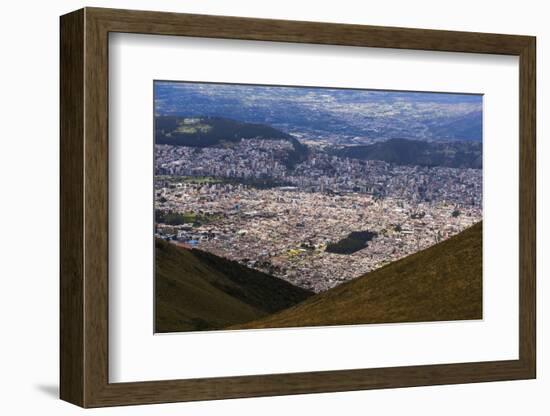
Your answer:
155,239 -> 313,332
232,222 -> 482,330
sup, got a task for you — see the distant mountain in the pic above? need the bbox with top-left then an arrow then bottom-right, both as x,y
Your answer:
155,82 -> 483,143
428,111 -> 482,141
155,239 -> 313,332
232,222 -> 482,330
331,138 -> 482,169
155,116 -> 308,167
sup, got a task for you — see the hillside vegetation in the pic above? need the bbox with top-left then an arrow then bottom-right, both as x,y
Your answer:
155,116 -> 308,167
155,239 -> 313,332
232,222 -> 482,330
325,231 -> 378,255
332,138 -> 482,169
155,116 -> 291,146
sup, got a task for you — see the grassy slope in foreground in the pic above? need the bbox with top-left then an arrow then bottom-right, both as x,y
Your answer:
232,222 -> 482,330
155,239 -> 313,333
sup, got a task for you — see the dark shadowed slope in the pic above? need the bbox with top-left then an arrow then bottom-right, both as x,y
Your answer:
332,138 -> 482,169
155,239 -> 313,332
232,222 -> 482,330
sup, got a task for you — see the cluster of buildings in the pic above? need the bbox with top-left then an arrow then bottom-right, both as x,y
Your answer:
155,177 -> 481,292
290,151 -> 481,206
156,143 -> 482,208
156,140 -> 292,182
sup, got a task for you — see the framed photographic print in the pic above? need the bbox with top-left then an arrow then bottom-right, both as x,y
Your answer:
60,7 -> 536,408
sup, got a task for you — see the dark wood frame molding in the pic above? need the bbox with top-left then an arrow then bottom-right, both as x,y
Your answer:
60,7 -> 536,408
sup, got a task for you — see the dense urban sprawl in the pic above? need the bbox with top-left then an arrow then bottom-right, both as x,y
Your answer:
155,139 -> 482,292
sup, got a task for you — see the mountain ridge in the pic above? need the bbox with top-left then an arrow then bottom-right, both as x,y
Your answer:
331,138 -> 482,169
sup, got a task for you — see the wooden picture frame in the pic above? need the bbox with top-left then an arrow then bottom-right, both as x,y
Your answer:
60,7 -> 536,408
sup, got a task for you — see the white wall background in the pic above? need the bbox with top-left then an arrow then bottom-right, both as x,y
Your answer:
0,0 -> 545,414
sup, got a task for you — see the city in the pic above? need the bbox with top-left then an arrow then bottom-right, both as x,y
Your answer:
155,138 -> 481,292
153,81 -> 484,332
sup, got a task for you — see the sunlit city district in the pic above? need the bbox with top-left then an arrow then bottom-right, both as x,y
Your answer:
155,141 -> 482,292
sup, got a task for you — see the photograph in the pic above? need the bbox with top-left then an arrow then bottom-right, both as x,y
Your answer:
153,81 -> 483,333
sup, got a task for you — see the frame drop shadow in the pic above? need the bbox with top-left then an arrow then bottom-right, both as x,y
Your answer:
35,384 -> 59,399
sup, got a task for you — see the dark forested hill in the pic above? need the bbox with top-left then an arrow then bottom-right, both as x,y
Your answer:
155,116 -> 308,167
155,239 -> 313,332
155,116 -> 291,146
232,222 -> 482,330
331,138 -> 482,169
